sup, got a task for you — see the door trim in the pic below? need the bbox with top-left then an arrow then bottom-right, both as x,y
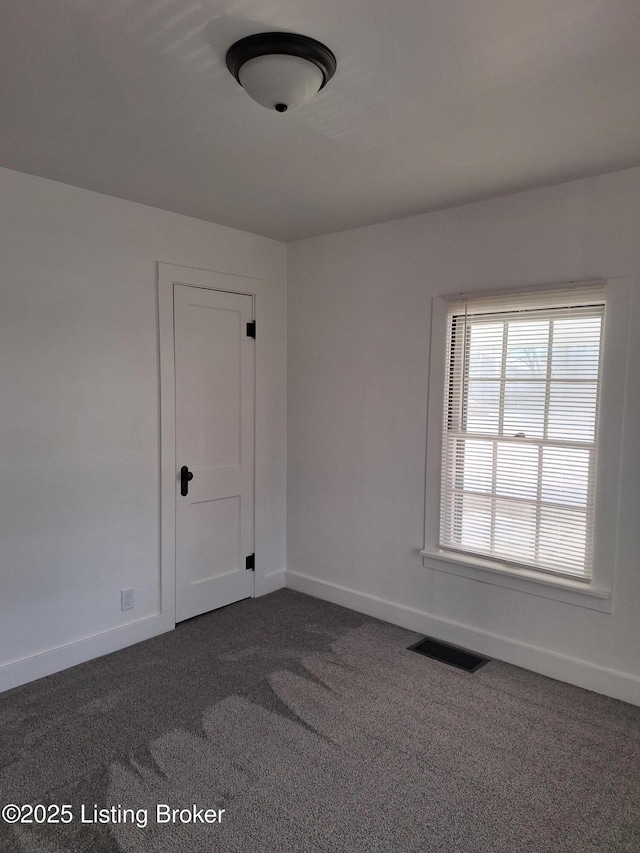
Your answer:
157,263 -> 267,625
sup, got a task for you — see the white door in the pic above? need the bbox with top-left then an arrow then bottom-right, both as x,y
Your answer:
174,284 -> 254,622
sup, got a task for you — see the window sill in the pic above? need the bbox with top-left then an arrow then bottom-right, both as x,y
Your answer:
419,549 -> 613,612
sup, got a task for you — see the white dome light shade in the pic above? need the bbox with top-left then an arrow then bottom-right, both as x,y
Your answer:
226,32 -> 336,113
238,54 -> 324,112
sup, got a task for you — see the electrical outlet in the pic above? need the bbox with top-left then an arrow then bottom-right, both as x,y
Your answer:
121,588 -> 134,611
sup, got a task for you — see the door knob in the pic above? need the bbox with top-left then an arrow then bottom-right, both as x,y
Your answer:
180,465 -> 194,496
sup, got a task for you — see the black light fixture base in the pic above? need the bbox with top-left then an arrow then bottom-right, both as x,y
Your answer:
226,32 -> 337,91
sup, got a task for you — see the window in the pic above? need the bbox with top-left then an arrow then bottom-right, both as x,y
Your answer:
421,280 -> 631,608
440,288 -> 603,581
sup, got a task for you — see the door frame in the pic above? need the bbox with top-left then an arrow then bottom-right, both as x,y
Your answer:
157,263 -> 267,625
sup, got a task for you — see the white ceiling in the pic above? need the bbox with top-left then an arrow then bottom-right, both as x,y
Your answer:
1,0 -> 639,242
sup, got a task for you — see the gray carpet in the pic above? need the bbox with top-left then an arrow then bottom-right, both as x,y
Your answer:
1,589 -> 639,852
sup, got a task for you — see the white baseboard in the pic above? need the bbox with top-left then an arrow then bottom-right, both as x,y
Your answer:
261,569 -> 286,595
1,570 -> 287,694
286,570 -> 640,707
6,572 -> 637,707
0,613 -> 173,695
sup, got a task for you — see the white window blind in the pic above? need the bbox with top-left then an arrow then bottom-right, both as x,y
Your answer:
440,286 -> 605,581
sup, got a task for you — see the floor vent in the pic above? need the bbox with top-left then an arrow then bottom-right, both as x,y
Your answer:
408,636 -> 490,673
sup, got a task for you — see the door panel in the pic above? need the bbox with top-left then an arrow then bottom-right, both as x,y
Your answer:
174,285 -> 254,622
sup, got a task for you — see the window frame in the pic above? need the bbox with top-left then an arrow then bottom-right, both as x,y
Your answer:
421,279 -> 631,612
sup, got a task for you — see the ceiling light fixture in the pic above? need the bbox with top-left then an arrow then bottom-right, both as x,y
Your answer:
226,32 -> 336,113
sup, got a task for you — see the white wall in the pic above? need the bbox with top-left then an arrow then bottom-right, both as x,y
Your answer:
4,162 -> 639,704
287,167 -> 640,705
0,167 -> 287,691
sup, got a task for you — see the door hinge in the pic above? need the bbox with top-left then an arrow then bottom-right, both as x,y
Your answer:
245,553 -> 255,571
246,321 -> 256,339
